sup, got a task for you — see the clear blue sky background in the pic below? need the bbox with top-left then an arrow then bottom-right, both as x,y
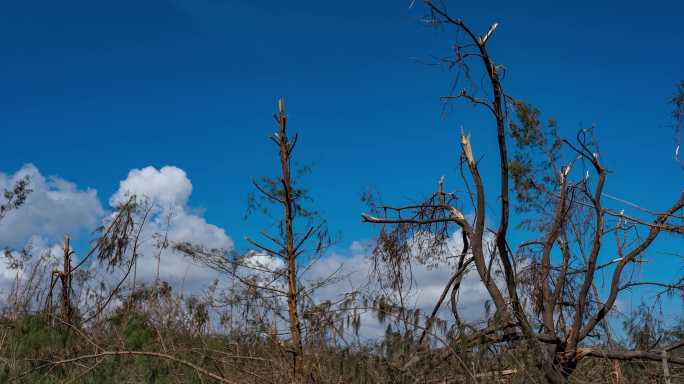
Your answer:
1,1 -> 682,315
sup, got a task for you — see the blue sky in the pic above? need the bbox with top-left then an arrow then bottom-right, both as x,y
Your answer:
1,1 -> 683,317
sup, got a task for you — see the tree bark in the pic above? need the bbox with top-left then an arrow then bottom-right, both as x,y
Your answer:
276,98 -> 304,382
60,235 -> 73,325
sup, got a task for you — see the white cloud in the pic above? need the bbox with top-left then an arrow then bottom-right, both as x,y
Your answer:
109,166 -> 233,291
0,164 -> 233,301
0,235 -> 66,307
242,251 -> 285,271
0,164 -> 105,305
109,166 -> 192,208
0,164 -> 103,249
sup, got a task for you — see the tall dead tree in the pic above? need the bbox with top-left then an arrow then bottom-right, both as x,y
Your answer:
177,98 -> 344,383
363,2 -> 684,383
274,97 -> 305,380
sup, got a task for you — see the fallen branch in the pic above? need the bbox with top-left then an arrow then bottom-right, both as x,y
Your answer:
578,347 -> 684,366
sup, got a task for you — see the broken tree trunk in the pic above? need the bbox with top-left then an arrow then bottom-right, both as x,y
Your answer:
60,235 -> 73,324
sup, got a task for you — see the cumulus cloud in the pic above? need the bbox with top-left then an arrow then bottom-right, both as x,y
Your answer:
108,166 -> 233,291
0,164 -> 104,249
0,164 -> 105,299
109,166 -> 192,208
0,164 -> 234,299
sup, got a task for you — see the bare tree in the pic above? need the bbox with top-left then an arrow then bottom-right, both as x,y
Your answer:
362,2 -> 684,383
265,97 -> 306,381
177,98 -> 360,383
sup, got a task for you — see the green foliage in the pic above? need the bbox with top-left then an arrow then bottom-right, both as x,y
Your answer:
9,315 -> 70,357
0,311 -> 205,383
0,315 -> 71,383
112,311 -> 155,350
507,100 -> 567,232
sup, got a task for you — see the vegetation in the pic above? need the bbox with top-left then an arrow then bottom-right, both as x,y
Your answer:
0,1 -> 682,383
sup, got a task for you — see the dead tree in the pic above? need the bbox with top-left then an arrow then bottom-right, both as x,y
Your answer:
273,97 -> 305,381
362,2 -> 684,383
45,235 -> 74,325
177,98 -> 352,383
242,98 -> 356,381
